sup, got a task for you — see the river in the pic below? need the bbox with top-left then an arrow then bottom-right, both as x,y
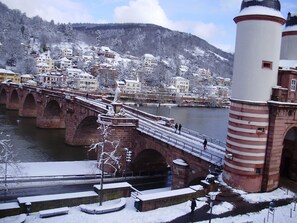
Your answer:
136,105 -> 229,142
0,105 -> 229,162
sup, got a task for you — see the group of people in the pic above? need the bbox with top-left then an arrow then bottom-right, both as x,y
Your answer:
174,123 -> 182,134
174,123 -> 208,150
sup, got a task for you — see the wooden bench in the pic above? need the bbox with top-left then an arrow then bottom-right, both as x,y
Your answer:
39,207 -> 69,218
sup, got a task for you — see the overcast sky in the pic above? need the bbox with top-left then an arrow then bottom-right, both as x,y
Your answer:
1,0 -> 297,52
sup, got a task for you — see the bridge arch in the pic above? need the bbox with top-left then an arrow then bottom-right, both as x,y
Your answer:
10,89 -> 19,103
72,115 -> 100,145
44,100 -> 62,118
0,88 -> 7,105
36,99 -> 65,128
280,126 -> 297,181
19,93 -> 37,117
8,89 -> 19,110
132,149 -> 168,174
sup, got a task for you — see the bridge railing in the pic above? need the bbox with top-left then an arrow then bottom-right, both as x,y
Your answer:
181,127 -> 226,148
137,124 -> 224,166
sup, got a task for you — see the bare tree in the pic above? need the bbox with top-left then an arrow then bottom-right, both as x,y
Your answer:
88,115 -> 121,206
0,132 -> 21,192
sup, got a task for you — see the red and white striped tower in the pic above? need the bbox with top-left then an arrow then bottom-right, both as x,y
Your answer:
281,12 -> 297,60
222,0 -> 286,192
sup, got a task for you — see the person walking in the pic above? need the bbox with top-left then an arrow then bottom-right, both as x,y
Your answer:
174,123 -> 178,133
190,198 -> 196,213
203,138 -> 207,150
178,123 -> 182,134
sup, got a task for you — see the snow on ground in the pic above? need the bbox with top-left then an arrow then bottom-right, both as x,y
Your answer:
1,161 -> 297,222
0,195 -> 297,223
2,161 -> 100,178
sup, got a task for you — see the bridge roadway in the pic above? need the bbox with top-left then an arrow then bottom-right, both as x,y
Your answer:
77,96 -> 226,167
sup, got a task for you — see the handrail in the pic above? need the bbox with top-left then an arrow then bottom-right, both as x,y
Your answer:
137,124 -> 224,166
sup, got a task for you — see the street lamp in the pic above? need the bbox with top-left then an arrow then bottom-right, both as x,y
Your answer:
267,201 -> 275,223
124,148 -> 132,179
208,192 -> 217,223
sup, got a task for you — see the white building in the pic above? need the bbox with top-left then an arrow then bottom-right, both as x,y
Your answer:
36,71 -> 65,88
116,79 -> 141,93
63,48 -> 73,58
73,72 -> 99,92
59,57 -> 72,70
170,76 -> 189,93
35,51 -> 55,73
142,54 -> 157,74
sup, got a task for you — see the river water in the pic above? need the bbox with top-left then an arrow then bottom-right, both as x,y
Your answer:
137,105 -> 229,141
0,105 -> 229,162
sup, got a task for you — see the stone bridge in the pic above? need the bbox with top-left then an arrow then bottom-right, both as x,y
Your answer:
0,84 -> 225,189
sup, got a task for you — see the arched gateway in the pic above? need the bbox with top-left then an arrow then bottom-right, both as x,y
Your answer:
281,127 -> 297,181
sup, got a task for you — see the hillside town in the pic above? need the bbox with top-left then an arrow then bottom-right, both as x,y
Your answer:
0,40 -> 231,105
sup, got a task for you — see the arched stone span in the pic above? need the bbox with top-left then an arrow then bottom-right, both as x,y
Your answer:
0,88 -> 7,105
7,89 -> 19,110
280,126 -> 297,181
19,93 -> 37,117
132,149 -> 168,174
36,99 -> 65,128
133,131 -> 210,189
71,115 -> 100,146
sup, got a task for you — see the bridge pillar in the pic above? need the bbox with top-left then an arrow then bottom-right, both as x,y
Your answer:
171,159 -> 189,190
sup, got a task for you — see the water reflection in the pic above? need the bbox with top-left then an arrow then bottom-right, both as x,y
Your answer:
0,106 -> 90,162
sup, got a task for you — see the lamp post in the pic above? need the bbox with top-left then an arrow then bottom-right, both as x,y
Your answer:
99,142 -> 105,206
124,148 -> 132,179
208,192 -> 216,223
267,201 -> 275,223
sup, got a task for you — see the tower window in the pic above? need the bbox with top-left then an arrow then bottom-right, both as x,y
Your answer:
255,168 -> 262,175
291,79 -> 296,92
262,61 -> 273,70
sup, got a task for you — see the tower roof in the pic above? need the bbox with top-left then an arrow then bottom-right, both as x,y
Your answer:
240,0 -> 281,12
285,12 -> 297,27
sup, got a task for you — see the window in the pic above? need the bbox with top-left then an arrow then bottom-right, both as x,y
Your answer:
291,79 -> 296,92
255,168 -> 261,175
262,61 -> 273,70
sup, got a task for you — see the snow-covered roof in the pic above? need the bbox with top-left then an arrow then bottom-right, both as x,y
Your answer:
172,76 -> 189,81
21,74 -> 32,78
125,79 -> 140,84
60,57 -> 71,62
67,68 -> 82,72
283,25 -> 297,32
0,68 -> 15,74
167,85 -> 176,89
279,60 -> 297,69
37,62 -> 49,67
77,72 -> 93,78
144,53 -> 155,58
101,46 -> 112,52
238,6 -> 284,19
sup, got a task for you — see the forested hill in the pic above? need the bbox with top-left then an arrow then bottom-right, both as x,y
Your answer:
73,23 -> 234,78
0,1 -> 233,78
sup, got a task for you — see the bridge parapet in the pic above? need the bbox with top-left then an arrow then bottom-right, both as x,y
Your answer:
99,115 -> 138,127
123,104 -> 174,127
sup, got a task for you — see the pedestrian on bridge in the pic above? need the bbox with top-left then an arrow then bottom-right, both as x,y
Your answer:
174,123 -> 178,133
178,123 -> 182,134
203,138 -> 207,150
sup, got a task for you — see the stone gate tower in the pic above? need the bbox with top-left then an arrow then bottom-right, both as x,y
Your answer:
222,0 -> 286,192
